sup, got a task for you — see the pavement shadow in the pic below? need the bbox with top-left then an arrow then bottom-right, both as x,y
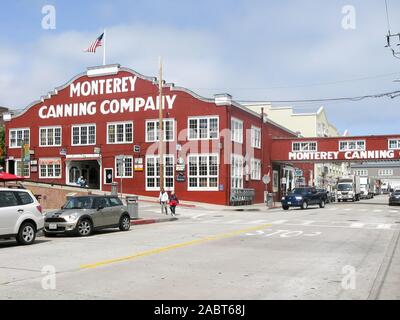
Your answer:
0,239 -> 51,249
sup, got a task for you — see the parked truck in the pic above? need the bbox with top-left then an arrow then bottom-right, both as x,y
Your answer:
360,177 -> 376,199
337,175 -> 361,202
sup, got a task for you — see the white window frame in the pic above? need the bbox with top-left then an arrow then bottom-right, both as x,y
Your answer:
71,124 -> 96,146
187,116 -> 219,141
39,126 -> 62,147
354,169 -> 368,176
14,159 -> 30,178
9,128 -> 30,149
251,126 -> 261,149
339,140 -> 366,152
231,118 -> 243,144
145,119 -> 175,142
231,154 -> 244,189
251,158 -> 262,180
107,121 -> 134,144
39,158 -> 62,179
378,169 -> 393,176
187,153 -> 219,191
145,155 -> 175,191
115,156 -> 133,178
388,139 -> 400,150
292,141 -> 318,152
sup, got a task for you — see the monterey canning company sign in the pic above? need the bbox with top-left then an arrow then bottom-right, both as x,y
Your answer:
38,75 -> 177,119
288,150 -> 398,161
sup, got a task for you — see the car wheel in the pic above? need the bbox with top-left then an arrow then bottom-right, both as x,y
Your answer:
119,214 -> 131,231
282,206 -> 289,210
76,219 -> 93,237
319,200 -> 325,208
16,222 -> 36,245
301,201 -> 308,210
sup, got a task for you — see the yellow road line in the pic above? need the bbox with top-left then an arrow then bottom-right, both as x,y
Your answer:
80,223 -> 272,269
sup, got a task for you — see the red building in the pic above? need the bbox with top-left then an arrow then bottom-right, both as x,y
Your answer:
4,64 -> 312,205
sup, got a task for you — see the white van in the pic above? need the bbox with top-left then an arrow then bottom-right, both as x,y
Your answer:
0,188 -> 44,245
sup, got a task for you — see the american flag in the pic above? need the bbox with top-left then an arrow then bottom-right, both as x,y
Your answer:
84,33 -> 104,53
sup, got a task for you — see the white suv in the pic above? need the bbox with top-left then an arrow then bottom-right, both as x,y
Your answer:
0,188 -> 44,245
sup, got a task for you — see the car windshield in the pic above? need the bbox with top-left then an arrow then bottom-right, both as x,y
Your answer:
337,184 -> 352,191
63,197 -> 93,209
393,191 -> 400,196
291,188 -> 310,194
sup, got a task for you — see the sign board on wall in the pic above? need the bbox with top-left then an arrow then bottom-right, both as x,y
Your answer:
134,158 -> 143,171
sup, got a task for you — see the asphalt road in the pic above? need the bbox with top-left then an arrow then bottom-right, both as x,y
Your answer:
0,195 -> 399,300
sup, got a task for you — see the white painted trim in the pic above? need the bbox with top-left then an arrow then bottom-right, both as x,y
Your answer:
38,158 -> 62,179
338,139 -> 366,152
388,138 -> 400,150
187,153 -> 219,191
104,168 -> 113,185
71,123 -> 97,146
14,159 -> 30,178
87,65 -> 119,77
106,121 -> 134,144
8,128 -> 30,149
187,116 -> 220,141
39,126 -> 62,147
145,154 -> 175,191
250,125 -> 262,149
145,118 -> 175,143
250,158 -> 262,181
66,154 -> 100,159
231,117 -> 243,144
114,155 -> 134,178
291,141 -> 318,153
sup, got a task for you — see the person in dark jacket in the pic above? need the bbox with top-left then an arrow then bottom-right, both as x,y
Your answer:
169,191 -> 179,216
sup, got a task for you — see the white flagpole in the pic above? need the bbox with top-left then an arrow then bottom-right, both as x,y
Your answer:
103,29 -> 106,65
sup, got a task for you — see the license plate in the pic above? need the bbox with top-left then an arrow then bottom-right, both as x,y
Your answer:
49,223 -> 57,230
287,202 -> 291,205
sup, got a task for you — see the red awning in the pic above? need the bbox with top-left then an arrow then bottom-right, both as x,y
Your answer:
0,172 -> 25,182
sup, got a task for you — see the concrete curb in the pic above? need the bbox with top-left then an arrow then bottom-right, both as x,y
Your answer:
131,217 -> 178,225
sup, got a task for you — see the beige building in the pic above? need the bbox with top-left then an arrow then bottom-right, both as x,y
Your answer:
244,103 -> 349,188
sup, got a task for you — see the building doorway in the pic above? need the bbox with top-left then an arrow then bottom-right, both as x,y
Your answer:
66,160 -> 101,189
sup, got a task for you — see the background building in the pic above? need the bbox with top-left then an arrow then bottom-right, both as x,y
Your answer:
351,161 -> 400,191
245,104 -> 349,188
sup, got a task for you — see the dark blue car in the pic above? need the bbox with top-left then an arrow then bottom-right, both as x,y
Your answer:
281,187 -> 326,210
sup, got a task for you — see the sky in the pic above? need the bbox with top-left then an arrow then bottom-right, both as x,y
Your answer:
0,0 -> 399,135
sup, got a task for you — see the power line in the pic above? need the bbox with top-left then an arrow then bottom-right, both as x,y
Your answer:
236,89 -> 400,104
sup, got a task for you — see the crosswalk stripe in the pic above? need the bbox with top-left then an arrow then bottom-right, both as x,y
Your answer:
373,210 -> 383,213
389,210 -> 399,213
271,220 -> 288,225
350,223 -> 365,228
376,224 -> 392,229
246,220 -> 269,224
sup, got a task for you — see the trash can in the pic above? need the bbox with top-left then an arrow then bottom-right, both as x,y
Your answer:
111,182 -> 119,196
126,195 -> 139,219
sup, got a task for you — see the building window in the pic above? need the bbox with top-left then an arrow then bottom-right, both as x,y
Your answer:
39,127 -> 62,147
39,159 -> 62,178
251,159 -> 262,180
108,122 -> 133,144
188,116 -> 219,140
15,160 -> 30,178
339,140 -> 365,151
354,169 -> 368,176
72,124 -> 96,146
188,154 -> 218,190
146,155 -> 174,190
251,126 -> 261,149
292,142 -> 317,152
9,128 -> 30,148
115,156 -> 133,178
389,139 -> 400,150
146,119 -> 174,142
378,169 -> 393,176
231,118 -> 243,143
231,154 -> 244,189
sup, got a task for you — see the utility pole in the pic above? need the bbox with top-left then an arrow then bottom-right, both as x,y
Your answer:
158,57 -> 164,191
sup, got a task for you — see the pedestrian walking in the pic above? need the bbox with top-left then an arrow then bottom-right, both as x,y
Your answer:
159,188 -> 169,215
169,191 -> 179,216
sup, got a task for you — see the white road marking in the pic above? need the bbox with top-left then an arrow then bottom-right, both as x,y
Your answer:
192,214 -> 208,219
246,220 -> 269,224
373,210 -> 383,213
389,210 -> 399,213
270,220 -> 288,225
376,224 -> 392,229
226,220 -> 244,224
350,223 -> 365,228
293,220 -> 315,225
